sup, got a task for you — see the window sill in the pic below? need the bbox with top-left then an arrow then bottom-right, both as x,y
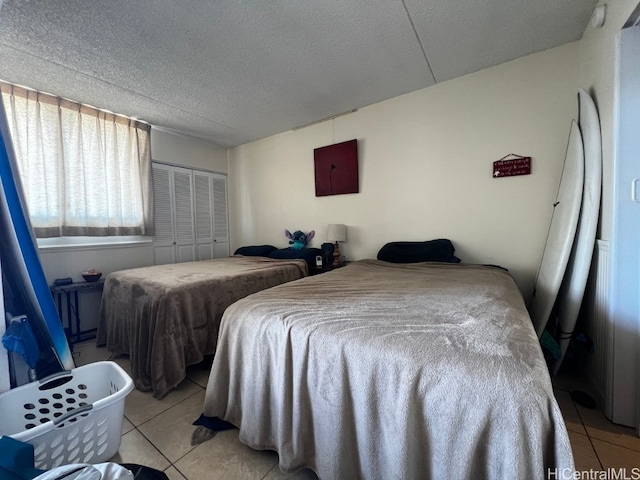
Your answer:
37,236 -> 153,252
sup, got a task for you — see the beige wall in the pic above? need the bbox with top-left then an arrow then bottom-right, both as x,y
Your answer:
228,42 -> 580,298
151,127 -> 228,173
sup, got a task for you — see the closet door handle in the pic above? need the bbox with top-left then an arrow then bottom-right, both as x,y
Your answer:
632,178 -> 640,203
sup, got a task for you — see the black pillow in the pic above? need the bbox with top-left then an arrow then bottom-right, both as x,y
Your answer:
234,245 -> 277,257
377,239 -> 461,264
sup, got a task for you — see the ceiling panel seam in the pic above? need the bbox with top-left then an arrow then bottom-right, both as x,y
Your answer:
0,0 -> 595,146
400,0 -> 437,84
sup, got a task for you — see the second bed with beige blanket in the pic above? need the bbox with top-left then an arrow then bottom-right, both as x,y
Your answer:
97,256 -> 308,398
203,260 -> 573,478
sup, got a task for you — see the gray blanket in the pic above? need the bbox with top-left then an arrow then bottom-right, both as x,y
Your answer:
97,256 -> 308,398
203,260 -> 574,479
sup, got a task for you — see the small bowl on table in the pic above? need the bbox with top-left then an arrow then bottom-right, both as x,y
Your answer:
82,271 -> 102,282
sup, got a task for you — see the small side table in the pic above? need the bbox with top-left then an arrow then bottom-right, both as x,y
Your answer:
309,265 -> 343,275
50,279 -> 105,344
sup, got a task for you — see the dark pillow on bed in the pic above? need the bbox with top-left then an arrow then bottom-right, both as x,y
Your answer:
268,247 -> 322,268
377,239 -> 461,264
234,245 -> 278,257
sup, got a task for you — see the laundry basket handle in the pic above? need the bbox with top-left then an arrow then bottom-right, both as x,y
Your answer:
38,370 -> 73,390
53,404 -> 94,426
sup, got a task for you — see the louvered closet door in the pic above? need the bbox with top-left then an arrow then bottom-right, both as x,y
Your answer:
212,174 -> 229,258
152,163 -> 176,265
172,167 -> 196,263
193,171 -> 214,260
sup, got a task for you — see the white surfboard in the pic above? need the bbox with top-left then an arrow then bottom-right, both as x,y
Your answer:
552,89 -> 602,373
530,120 -> 584,337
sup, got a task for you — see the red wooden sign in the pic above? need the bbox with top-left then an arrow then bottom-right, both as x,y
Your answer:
493,156 -> 531,178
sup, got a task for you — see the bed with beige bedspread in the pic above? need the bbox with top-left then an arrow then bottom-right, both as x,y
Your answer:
97,256 -> 308,398
202,259 -> 574,479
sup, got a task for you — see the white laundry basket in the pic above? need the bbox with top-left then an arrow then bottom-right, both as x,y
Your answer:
0,360 -> 134,470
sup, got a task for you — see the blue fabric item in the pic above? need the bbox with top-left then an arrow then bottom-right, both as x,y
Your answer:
233,245 -> 277,257
285,229 -> 315,250
2,317 -> 40,369
192,414 -> 236,431
268,247 -> 322,268
0,437 -> 45,480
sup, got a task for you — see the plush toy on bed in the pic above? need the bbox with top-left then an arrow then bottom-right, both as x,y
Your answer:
285,229 -> 315,250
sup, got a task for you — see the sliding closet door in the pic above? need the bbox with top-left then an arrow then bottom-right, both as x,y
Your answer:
152,162 -> 228,264
193,171 -> 214,260
152,163 -> 195,264
172,167 -> 196,263
212,174 -> 229,258
611,24 -> 640,427
152,163 -> 176,265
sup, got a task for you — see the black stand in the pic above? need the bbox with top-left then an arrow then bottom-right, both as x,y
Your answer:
50,279 -> 105,344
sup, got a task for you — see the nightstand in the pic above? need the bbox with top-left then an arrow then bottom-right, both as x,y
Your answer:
309,265 -> 342,275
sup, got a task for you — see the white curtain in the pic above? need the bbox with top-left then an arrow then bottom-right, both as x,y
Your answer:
0,82 -> 153,237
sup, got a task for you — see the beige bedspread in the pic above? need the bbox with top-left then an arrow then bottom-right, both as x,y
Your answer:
97,256 -> 308,398
203,259 -> 574,479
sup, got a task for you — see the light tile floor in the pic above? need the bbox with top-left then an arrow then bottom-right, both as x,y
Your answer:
72,341 -> 640,479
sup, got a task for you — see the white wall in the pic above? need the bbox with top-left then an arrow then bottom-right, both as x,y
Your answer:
150,127 -> 228,173
228,42 -> 580,299
38,241 -> 153,333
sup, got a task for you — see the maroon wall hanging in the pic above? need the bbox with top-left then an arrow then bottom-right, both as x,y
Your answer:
314,139 -> 359,196
493,154 -> 531,178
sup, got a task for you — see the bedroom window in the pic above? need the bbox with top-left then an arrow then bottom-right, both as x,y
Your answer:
0,82 -> 153,238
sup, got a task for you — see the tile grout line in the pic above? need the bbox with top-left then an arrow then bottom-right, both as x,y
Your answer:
260,457 -> 281,480
134,425 -> 174,468
125,381 -> 204,429
586,435 -> 640,453
165,463 -> 188,480
83,343 -> 281,479
573,398 -> 604,469
129,383 -> 208,478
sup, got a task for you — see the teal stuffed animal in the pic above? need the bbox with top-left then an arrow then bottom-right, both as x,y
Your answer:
285,229 -> 315,249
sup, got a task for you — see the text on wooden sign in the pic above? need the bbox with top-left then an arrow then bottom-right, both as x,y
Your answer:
493,157 -> 531,178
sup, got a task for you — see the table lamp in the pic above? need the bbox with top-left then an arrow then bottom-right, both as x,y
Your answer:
326,224 -> 347,267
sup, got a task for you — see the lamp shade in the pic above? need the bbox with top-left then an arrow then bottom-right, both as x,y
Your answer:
327,224 -> 347,243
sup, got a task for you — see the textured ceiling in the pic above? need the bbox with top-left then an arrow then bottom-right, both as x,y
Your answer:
0,0 -> 595,148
